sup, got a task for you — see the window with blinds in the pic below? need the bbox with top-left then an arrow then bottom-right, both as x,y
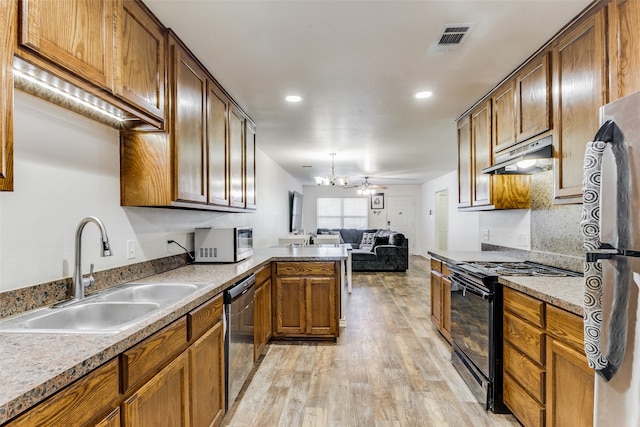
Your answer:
317,197 -> 368,229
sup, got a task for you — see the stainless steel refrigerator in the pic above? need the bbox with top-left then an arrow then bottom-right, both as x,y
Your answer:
582,91 -> 640,426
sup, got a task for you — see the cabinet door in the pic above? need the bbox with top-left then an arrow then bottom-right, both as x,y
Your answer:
117,0 -> 166,121
254,279 -> 272,360
274,276 -> 305,335
19,0 -> 115,90
229,106 -> 245,208
306,276 -> 337,336
515,52 -> 551,142
492,81 -> 516,153
244,120 -> 257,210
0,0 -> 15,191
95,407 -> 121,427
430,272 -> 442,327
123,351 -> 190,427
189,321 -> 225,427
471,101 -> 492,206
457,116 -> 472,208
546,338 -> 594,427
609,0 -> 640,100
207,82 -> 230,206
552,9 -> 607,202
170,39 -> 207,204
441,276 -> 452,344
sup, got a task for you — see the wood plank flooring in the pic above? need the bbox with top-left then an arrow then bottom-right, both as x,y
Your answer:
223,256 -> 520,426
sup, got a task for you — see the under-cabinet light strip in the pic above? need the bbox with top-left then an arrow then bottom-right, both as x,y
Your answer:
12,68 -> 125,122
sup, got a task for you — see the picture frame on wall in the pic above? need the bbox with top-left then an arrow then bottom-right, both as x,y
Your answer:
371,193 -> 384,209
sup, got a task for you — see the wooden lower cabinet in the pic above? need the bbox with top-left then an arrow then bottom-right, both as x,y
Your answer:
254,265 -> 272,360
429,257 -> 451,343
546,338 -> 594,427
5,358 -> 120,427
189,321 -> 225,427
273,262 -> 339,339
503,287 -> 593,427
122,352 -> 190,427
96,408 -> 121,427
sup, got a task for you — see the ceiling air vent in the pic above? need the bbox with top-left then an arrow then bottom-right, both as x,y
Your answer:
434,24 -> 473,50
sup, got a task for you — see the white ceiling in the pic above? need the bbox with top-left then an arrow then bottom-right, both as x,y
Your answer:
145,0 -> 592,186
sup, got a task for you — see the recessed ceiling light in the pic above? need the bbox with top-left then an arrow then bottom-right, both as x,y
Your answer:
415,91 -> 433,99
285,95 -> 302,103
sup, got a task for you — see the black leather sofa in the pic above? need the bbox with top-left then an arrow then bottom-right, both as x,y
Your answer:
315,228 -> 408,272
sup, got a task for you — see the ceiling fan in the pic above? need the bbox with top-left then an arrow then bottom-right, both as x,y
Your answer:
345,176 -> 387,195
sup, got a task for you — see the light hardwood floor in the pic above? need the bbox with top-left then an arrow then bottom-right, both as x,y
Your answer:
223,256 -> 520,426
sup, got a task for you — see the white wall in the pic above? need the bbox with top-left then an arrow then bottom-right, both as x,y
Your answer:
420,170 -> 481,256
301,184 -> 422,254
0,91 -> 301,292
479,209 -> 531,250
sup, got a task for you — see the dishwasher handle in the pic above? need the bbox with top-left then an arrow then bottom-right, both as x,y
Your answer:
225,274 -> 256,302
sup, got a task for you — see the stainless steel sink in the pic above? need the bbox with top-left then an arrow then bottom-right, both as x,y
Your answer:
1,302 -> 160,333
0,282 -> 207,334
101,284 -> 200,304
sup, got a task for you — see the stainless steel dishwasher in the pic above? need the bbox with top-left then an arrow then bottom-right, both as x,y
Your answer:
224,273 -> 255,410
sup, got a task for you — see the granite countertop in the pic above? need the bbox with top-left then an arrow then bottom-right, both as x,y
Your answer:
428,250 -> 584,317
499,276 -> 584,316
0,247 -> 347,424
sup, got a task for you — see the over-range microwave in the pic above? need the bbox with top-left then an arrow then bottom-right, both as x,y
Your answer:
194,227 -> 253,263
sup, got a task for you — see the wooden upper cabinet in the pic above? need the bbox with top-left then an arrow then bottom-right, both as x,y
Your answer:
492,80 -> 516,154
0,0 -> 15,191
19,0 -> 116,90
207,82 -> 230,207
116,0 -> 166,121
457,116 -> 472,208
229,106 -> 245,208
515,51 -> 551,142
169,35 -> 207,204
552,8 -> 607,202
244,120 -> 257,210
608,0 -> 640,101
472,100 -> 492,207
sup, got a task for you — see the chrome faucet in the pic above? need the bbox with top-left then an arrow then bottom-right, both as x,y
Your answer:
70,216 -> 112,302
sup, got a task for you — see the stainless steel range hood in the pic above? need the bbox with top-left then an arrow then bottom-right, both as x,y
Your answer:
482,136 -> 553,175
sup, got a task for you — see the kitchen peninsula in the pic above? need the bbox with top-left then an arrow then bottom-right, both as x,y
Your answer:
0,246 -> 347,425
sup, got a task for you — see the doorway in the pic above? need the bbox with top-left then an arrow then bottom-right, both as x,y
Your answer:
387,196 -> 415,253
435,189 -> 448,251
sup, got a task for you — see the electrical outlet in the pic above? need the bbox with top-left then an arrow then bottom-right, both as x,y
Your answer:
518,233 -> 530,247
166,240 -> 172,253
481,229 -> 490,241
126,240 -> 136,259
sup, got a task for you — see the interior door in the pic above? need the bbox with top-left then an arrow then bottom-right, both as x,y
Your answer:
435,189 -> 449,251
386,196 -> 414,253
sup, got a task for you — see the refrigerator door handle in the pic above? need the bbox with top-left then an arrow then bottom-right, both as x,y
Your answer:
582,120 -> 631,381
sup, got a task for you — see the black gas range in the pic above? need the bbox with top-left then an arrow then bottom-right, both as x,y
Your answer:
446,260 -> 580,413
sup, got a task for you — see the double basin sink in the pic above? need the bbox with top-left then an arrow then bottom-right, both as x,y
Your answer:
0,282 -> 207,334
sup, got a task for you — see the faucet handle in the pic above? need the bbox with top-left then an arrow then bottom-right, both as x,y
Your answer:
83,264 -> 96,288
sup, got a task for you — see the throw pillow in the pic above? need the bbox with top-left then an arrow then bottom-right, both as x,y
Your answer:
389,233 -> 406,246
371,235 -> 390,252
359,232 -> 376,251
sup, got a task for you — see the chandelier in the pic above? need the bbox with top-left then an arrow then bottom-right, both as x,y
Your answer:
315,153 -> 348,187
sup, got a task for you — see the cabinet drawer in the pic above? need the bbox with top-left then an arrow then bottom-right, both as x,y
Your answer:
430,258 -> 442,273
504,311 -> 545,365
255,263 -> 271,285
546,304 -> 584,351
504,342 -> 545,403
504,372 -> 545,427
504,287 -> 545,328
441,263 -> 451,277
188,293 -> 223,342
276,262 -> 335,276
121,316 -> 188,393
7,359 -> 120,427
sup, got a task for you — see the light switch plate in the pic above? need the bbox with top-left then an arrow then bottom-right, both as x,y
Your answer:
126,240 -> 136,259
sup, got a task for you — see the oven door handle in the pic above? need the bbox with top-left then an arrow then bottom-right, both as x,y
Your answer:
451,276 -> 491,300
